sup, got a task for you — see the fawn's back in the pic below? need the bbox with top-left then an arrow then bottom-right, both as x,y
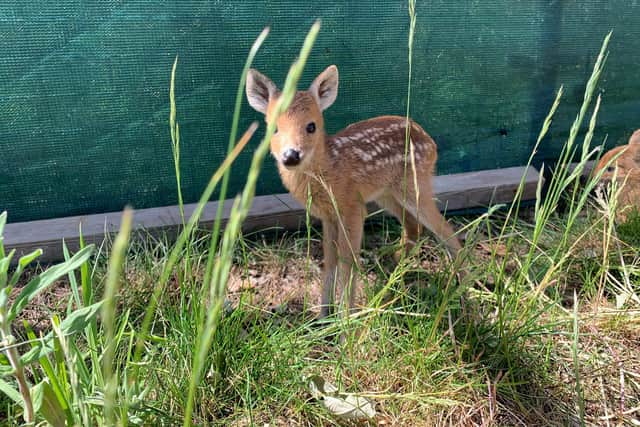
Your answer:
325,115 -> 437,190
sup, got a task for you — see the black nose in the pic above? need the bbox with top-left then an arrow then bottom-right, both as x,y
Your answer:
282,149 -> 301,167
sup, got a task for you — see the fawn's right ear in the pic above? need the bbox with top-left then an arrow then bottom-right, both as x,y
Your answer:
246,69 -> 277,114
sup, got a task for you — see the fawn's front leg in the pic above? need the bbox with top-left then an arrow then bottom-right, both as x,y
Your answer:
320,219 -> 338,318
335,207 -> 365,314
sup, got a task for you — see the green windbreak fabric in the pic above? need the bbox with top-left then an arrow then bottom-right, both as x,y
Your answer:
2,1 -> 639,222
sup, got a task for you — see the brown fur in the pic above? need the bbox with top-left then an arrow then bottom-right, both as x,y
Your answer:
593,129 -> 640,221
247,65 -> 461,317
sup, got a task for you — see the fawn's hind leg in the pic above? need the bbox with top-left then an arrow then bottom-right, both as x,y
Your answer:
393,190 -> 461,257
376,194 -> 423,257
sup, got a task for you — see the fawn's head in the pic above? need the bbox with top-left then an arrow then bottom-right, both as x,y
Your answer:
246,65 -> 339,170
595,129 -> 640,183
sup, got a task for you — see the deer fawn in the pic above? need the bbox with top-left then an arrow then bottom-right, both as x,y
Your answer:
593,129 -> 640,221
246,65 -> 461,317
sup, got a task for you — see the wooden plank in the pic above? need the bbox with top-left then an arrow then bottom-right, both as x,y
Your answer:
4,166 -> 541,263
432,166 -> 540,211
4,195 -> 295,263
568,160 -> 596,177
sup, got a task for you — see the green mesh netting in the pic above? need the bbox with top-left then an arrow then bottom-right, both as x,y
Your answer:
2,1 -> 639,223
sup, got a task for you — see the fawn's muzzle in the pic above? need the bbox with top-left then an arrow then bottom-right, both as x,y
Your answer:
282,149 -> 301,167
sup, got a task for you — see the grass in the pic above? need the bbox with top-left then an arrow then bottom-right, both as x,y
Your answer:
1,16 -> 640,427
4,207 -> 638,425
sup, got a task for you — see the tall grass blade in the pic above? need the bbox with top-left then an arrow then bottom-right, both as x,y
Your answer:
399,0 -> 418,260
102,208 -> 133,425
170,56 -> 185,225
203,27 -> 270,289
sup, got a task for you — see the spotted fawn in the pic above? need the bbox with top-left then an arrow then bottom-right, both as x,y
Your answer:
246,65 -> 461,317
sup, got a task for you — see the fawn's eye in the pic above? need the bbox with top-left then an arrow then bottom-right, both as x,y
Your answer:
607,166 -> 615,172
306,122 -> 316,134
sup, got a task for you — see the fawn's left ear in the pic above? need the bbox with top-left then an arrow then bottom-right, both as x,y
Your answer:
629,129 -> 640,145
309,65 -> 339,111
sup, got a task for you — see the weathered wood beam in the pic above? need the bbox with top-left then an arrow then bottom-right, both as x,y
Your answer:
4,166 -> 541,263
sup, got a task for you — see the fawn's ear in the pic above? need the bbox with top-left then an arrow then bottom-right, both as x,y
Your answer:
309,65 -> 339,111
629,129 -> 640,145
246,69 -> 277,114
